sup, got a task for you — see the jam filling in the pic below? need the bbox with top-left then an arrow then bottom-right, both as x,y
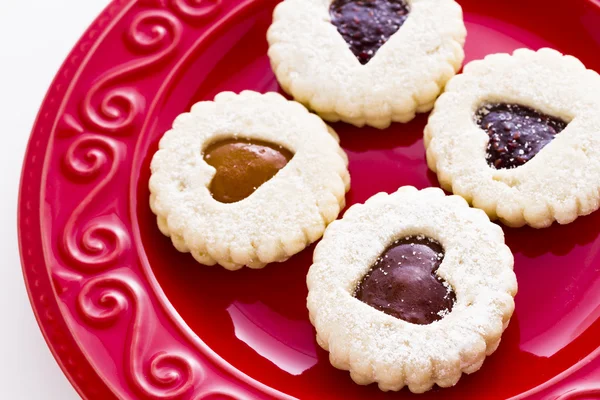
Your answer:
204,138 -> 293,203
355,236 -> 455,325
330,0 -> 410,64
476,103 -> 568,169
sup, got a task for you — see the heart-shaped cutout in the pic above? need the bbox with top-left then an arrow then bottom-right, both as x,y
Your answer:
476,103 -> 569,169
354,236 -> 455,325
268,0 -> 465,127
330,0 -> 410,64
204,138 -> 293,203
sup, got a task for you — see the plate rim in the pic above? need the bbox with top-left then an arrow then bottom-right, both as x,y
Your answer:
18,2 -> 135,398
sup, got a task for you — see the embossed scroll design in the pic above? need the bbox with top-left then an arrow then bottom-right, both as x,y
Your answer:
78,276 -> 196,398
61,134 -> 131,271
63,7 -> 188,271
82,9 -> 183,134
171,0 -> 223,21
145,0 -> 223,21
57,4 -> 206,398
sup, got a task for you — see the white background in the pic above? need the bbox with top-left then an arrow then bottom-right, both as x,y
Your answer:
0,1 -> 109,399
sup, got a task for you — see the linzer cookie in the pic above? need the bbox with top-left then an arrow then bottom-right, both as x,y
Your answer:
267,0 -> 466,129
149,91 -> 350,270
307,187 -> 517,393
425,48 -> 600,228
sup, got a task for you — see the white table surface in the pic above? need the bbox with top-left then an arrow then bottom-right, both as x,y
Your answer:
0,1 -> 110,399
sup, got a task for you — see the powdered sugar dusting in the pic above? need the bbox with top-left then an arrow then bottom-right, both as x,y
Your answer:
267,0 -> 466,128
425,48 -> 600,228
150,91 -> 350,270
307,187 -> 517,393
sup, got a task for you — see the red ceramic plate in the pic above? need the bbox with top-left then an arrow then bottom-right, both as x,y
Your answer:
18,0 -> 600,399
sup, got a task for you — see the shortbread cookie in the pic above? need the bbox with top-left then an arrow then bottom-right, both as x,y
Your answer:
267,0 -> 466,129
307,187 -> 517,393
150,91 -> 350,270
425,48 -> 600,228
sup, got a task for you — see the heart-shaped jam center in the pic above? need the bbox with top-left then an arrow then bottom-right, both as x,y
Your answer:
476,103 -> 568,169
330,0 -> 410,65
355,236 -> 455,325
204,138 -> 293,203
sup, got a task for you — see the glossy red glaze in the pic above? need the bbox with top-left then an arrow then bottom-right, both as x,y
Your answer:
18,0 -> 600,399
